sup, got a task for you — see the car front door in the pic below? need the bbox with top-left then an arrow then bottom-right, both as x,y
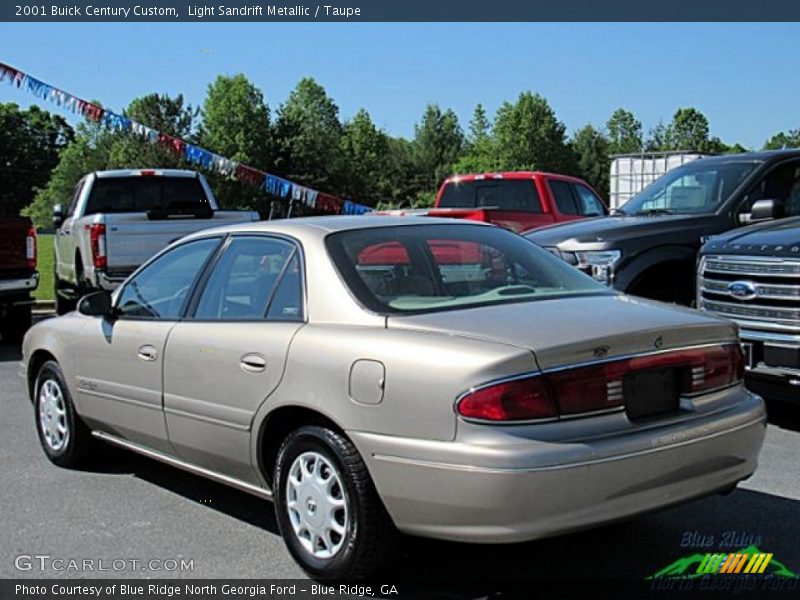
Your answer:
75,237 -> 222,453
162,235 -> 306,483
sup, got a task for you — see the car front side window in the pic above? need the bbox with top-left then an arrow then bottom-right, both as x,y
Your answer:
116,238 -> 221,320
192,236 -> 303,321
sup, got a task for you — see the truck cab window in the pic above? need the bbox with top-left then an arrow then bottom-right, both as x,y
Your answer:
743,161 -> 800,217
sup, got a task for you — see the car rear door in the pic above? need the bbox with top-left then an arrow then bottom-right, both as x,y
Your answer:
75,237 -> 222,453
162,235 -> 306,483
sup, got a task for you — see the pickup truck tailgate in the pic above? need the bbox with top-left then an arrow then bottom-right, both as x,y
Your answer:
0,218 -> 33,274
102,212 -> 255,273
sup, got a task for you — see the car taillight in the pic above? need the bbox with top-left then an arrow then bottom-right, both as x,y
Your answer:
457,344 -> 743,423
25,224 -> 37,270
456,376 -> 558,421
89,223 -> 107,269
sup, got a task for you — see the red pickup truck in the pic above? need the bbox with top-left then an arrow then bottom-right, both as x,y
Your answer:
0,217 -> 38,342
380,172 -> 608,233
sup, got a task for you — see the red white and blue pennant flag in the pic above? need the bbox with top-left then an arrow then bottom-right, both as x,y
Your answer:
0,61 -> 372,216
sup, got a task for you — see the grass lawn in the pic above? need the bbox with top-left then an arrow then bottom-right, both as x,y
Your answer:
34,234 -> 54,302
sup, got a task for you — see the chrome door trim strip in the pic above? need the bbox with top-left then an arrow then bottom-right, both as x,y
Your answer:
91,431 -> 272,499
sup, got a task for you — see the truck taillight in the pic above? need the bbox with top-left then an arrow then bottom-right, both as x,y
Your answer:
25,224 -> 37,270
89,223 -> 107,269
457,344 -> 743,423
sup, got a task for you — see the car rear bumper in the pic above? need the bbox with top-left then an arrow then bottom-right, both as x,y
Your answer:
349,389 -> 766,543
0,273 -> 39,299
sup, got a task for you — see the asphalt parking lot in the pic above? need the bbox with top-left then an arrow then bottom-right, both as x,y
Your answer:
2,325 -> 799,589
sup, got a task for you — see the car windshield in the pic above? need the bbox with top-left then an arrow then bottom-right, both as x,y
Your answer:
620,160 -> 759,215
326,224 -> 612,314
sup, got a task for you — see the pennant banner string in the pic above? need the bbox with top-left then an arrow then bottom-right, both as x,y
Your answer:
0,60 -> 372,216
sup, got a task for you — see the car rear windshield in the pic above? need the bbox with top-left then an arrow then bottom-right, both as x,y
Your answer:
437,179 -> 542,212
84,176 -> 209,215
326,224 -> 611,314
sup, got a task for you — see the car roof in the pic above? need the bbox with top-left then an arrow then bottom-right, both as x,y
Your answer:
182,215 -> 492,241
93,169 -> 199,178
442,171 -> 584,183
690,148 -> 800,165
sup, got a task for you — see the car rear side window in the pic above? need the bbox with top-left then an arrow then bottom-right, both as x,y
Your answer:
84,176 -> 210,215
192,237 -> 303,322
549,180 -> 579,215
438,180 -> 542,212
116,238 -> 220,320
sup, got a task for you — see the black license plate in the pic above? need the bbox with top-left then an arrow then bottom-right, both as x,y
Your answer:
624,368 -> 680,421
764,344 -> 800,369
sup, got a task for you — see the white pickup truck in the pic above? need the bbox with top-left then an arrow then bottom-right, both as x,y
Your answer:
53,169 -> 259,314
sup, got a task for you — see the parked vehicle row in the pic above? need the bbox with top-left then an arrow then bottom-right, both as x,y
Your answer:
52,169 -> 259,315
526,149 -> 800,304
522,149 -> 800,404
21,217 -> 766,578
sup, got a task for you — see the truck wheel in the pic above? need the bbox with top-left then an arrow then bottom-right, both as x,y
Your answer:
34,360 -> 96,467
273,426 -> 396,579
0,305 -> 32,343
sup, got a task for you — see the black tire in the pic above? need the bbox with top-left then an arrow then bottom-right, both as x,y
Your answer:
34,360 -> 96,468
54,274 -> 77,316
0,305 -> 32,342
273,425 -> 396,579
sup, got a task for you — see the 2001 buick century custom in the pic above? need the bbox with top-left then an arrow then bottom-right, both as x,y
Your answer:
21,217 -> 766,578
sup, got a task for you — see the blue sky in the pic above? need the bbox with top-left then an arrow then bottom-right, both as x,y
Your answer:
1,22 -> 798,149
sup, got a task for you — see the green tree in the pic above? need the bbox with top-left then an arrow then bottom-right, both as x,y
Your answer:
664,107 -> 710,151
197,74 -> 272,212
491,92 -> 573,173
606,108 -> 642,155
454,104 -> 499,174
571,124 -> 611,198
109,93 -> 197,169
0,103 -> 73,218
412,103 -> 464,191
764,129 -> 800,150
340,109 -> 392,205
273,78 -> 344,193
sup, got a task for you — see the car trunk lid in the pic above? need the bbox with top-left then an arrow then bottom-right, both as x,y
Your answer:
387,294 -> 736,370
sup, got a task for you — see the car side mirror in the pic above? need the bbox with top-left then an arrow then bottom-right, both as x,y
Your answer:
53,204 -> 64,229
751,198 -> 784,222
78,291 -> 115,318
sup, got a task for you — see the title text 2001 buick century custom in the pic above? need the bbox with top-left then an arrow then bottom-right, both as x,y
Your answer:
21,217 -> 766,578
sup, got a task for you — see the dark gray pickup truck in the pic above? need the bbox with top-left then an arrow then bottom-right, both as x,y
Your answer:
698,216 -> 800,404
526,149 -> 800,305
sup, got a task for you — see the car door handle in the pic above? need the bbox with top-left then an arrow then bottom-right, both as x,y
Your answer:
137,345 -> 158,362
240,353 -> 267,374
